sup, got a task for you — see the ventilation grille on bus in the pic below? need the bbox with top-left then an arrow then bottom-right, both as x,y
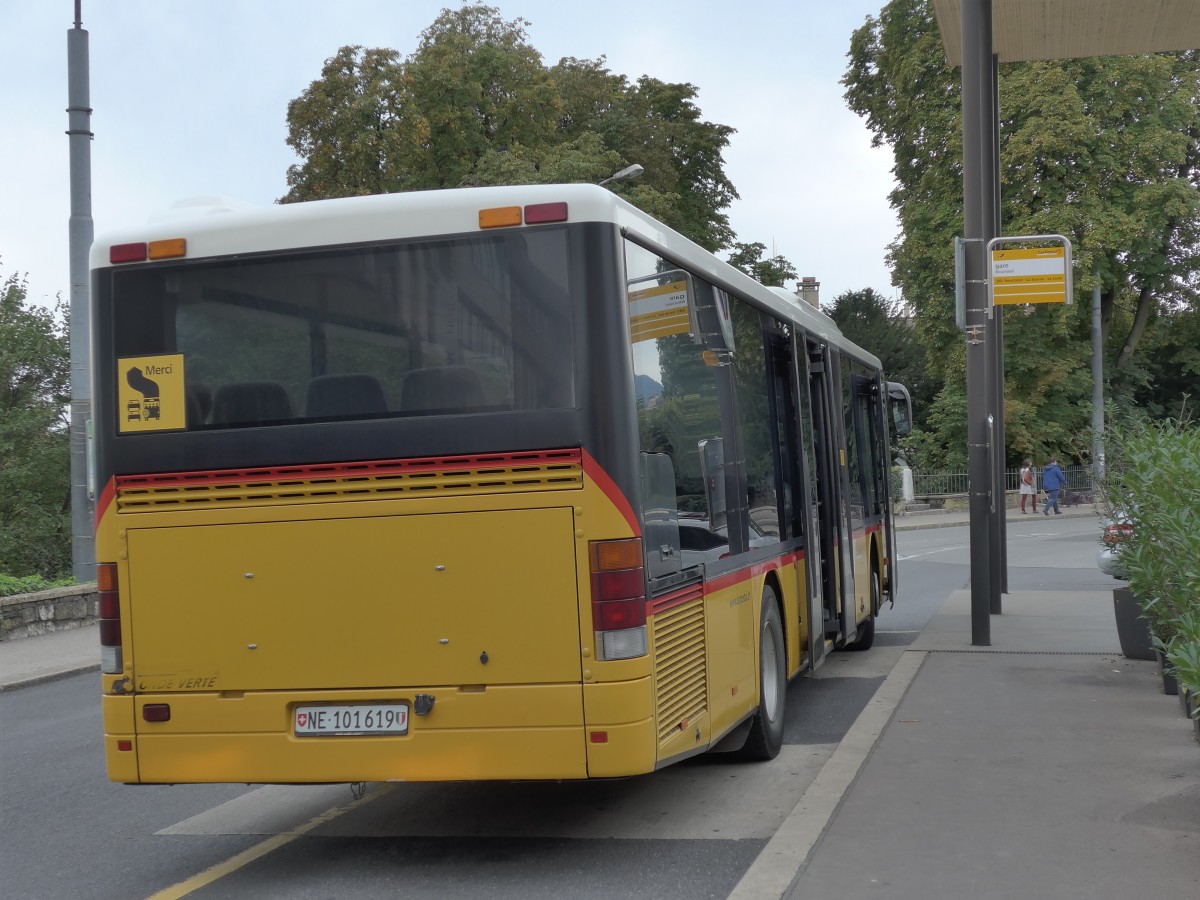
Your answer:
114,449 -> 584,512
652,590 -> 707,745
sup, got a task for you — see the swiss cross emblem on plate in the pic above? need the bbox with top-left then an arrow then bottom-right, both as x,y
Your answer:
297,712 -> 308,728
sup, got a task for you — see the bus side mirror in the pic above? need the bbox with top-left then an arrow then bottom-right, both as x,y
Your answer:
887,382 -> 913,436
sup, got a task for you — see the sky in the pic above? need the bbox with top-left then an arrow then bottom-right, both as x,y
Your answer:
2,1 -> 902,313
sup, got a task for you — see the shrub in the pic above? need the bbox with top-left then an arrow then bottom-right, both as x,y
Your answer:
0,573 -> 75,598
1101,415 -> 1200,702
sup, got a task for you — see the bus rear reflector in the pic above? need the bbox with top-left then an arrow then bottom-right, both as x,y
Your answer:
479,206 -> 522,228
143,704 -> 171,722
109,243 -> 147,264
590,538 -> 647,661
524,202 -> 567,224
98,562 -> 123,674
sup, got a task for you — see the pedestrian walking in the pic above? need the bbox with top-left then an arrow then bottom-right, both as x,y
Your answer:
1019,458 -> 1037,513
1042,457 -> 1066,515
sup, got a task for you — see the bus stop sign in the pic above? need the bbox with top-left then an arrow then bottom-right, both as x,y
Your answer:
987,234 -> 1072,309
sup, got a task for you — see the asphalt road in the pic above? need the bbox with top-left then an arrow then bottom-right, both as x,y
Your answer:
0,516 -> 1107,899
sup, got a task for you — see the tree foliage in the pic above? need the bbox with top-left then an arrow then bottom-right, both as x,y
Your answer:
827,288 -> 934,432
284,3 -> 739,251
726,241 -> 798,288
0,268 -> 71,579
844,0 -> 1200,468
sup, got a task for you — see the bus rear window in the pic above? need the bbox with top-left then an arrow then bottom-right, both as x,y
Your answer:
110,229 -> 575,430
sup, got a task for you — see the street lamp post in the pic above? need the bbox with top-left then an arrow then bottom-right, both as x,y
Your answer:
598,164 -> 644,187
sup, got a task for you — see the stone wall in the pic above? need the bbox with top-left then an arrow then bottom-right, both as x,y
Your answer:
0,583 -> 99,641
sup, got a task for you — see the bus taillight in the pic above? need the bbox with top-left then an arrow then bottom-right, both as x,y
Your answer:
589,539 -> 648,661
97,562 -> 123,674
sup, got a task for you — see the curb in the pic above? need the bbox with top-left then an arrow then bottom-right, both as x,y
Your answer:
896,508 -> 1098,532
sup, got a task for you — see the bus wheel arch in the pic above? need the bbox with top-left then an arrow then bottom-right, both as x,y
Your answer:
846,560 -> 880,652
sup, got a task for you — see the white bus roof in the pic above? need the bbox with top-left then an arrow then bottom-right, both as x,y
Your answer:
93,183 -> 879,368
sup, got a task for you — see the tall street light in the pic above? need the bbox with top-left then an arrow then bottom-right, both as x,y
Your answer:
599,164 -> 644,187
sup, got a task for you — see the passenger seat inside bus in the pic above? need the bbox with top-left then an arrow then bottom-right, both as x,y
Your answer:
401,365 -> 485,412
210,381 -> 294,426
305,373 -> 388,419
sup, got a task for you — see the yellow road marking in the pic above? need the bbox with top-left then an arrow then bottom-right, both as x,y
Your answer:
146,784 -> 397,899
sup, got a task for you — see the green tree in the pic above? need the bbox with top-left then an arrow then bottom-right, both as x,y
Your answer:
828,288 -> 934,431
844,0 -> 1200,467
282,4 -> 738,251
726,241 -> 798,288
284,46 -> 408,201
0,269 -> 71,579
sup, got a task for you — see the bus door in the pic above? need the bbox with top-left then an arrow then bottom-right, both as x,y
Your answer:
798,340 -> 840,660
765,330 -> 805,660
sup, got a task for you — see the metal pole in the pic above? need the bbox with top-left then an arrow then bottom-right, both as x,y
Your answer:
962,0 -> 991,645
1091,273 -> 1104,481
984,47 -> 1005,610
67,1 -> 95,581
989,50 -> 1008,601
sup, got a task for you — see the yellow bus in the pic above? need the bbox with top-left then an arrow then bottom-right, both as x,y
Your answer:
92,184 -> 911,784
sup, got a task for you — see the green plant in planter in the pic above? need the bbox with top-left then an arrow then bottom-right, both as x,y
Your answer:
1100,416 -> 1200,679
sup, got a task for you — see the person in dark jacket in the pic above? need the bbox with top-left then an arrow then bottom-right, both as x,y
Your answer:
1042,458 -> 1066,515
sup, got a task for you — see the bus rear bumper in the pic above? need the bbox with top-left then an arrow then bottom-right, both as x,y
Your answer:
104,680 -> 658,783
127,727 -> 589,783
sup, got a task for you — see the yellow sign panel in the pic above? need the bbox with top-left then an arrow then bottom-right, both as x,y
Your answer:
991,246 -> 1067,305
628,279 -> 690,343
117,354 -> 186,432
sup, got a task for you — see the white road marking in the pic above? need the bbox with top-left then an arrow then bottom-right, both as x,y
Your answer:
147,784 -> 397,900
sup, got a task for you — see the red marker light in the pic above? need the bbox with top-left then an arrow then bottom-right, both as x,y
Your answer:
524,202 -> 567,224
109,243 -> 148,264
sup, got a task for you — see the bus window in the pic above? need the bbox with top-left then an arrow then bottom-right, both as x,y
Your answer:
729,295 -> 783,544
111,228 -> 575,430
625,240 -> 732,553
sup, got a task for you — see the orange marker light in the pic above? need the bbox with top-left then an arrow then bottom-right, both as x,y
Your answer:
479,206 -> 522,229
590,538 -> 643,572
148,238 -> 187,260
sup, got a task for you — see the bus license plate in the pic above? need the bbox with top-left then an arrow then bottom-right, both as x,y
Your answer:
294,704 -> 409,737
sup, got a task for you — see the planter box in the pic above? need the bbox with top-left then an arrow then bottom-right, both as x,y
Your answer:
1113,588 -> 1155,661
1156,649 -> 1179,695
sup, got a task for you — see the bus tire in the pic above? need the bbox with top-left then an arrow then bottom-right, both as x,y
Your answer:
846,566 -> 880,652
739,586 -> 786,761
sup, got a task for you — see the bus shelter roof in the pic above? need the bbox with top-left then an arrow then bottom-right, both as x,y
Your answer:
932,0 -> 1200,66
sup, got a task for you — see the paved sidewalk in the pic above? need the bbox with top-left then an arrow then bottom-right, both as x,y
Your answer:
782,588 -> 1200,899
0,623 -> 99,691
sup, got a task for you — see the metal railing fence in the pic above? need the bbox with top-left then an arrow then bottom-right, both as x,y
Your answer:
911,465 -> 1091,498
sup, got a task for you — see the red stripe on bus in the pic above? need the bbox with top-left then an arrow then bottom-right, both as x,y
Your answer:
580,449 -> 640,537
702,547 -> 806,594
94,477 -> 116,528
113,449 -> 584,490
647,583 -> 705,616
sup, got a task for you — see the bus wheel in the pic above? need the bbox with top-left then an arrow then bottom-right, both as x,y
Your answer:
739,586 -> 786,760
847,566 -> 880,652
